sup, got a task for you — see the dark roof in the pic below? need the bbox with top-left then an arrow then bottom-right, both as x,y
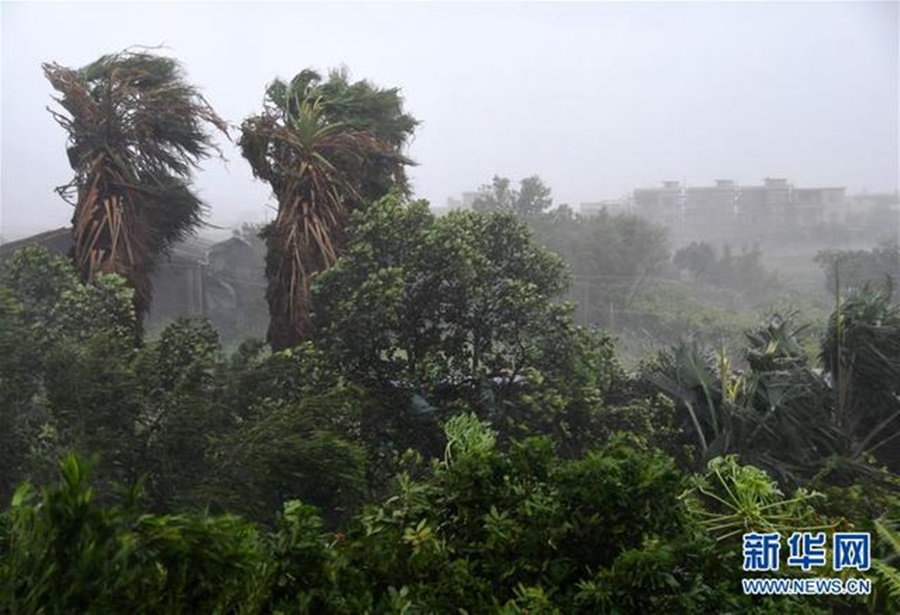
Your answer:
0,227 -> 72,260
208,235 -> 254,255
0,227 -> 215,264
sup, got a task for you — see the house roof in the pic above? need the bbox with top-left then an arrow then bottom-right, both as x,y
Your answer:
0,227 -> 215,264
0,227 -> 72,260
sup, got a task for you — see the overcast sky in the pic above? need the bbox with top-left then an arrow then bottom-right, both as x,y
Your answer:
1,1 -> 898,237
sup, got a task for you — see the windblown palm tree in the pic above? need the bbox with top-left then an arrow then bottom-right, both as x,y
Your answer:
240,70 -> 416,350
822,283 -> 900,472
44,51 -> 226,332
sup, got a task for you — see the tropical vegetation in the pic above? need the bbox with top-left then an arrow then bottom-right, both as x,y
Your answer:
1,51 -> 897,613
239,69 -> 417,349
43,51 -> 226,332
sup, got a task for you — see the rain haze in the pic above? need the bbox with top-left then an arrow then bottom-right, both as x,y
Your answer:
1,1 -> 897,239
4,4 -> 900,602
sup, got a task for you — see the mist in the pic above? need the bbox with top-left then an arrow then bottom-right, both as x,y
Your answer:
2,1 -> 897,239
3,4 -> 900,609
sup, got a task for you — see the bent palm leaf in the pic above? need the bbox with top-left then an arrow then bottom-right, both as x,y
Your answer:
44,51 -> 226,331
241,99 -> 385,349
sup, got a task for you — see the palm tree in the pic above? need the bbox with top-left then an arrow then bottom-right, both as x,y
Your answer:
240,70 -> 416,350
44,51 -> 226,332
268,69 -> 418,204
822,282 -> 900,472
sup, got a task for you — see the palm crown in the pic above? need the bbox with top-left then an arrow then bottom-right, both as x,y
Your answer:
240,69 -> 417,349
44,51 -> 226,330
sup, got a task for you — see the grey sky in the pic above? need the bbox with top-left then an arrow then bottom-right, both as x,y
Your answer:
2,1 -> 898,237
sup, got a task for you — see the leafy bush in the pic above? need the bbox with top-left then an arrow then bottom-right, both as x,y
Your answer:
0,454 -> 266,613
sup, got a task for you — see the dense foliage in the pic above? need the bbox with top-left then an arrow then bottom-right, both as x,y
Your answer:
2,201 -> 898,611
3,54 -> 898,613
674,241 -> 781,299
815,242 -> 900,297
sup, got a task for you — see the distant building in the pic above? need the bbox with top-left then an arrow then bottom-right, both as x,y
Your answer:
444,196 -> 463,210
434,195 -> 467,216
633,180 -> 685,227
433,191 -> 484,217
0,227 -> 73,258
631,178 -> 846,245
841,192 -> 900,225
0,227 -> 267,342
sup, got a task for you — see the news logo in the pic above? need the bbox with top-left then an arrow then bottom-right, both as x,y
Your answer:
740,531 -> 872,596
742,532 -> 781,572
786,531 -> 827,571
832,533 -> 872,572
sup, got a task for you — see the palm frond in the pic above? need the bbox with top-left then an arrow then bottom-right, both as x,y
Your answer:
241,97 -> 389,349
44,50 -> 226,331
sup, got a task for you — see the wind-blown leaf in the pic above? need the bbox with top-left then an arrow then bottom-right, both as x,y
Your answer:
240,69 -> 417,350
44,50 -> 226,332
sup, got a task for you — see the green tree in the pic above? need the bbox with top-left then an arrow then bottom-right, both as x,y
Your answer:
316,420 -> 743,613
674,241 -> 717,280
0,454 -> 267,613
673,242 -> 780,300
308,68 -> 419,203
644,300 -> 900,486
0,247 -> 139,499
312,195 -> 569,397
472,175 -> 553,219
815,242 -> 900,297
133,318 -> 231,510
311,195 -> 637,459
44,51 -> 226,331
645,314 -> 845,483
207,388 -> 368,528
0,285 -> 38,504
469,175 -> 671,331
543,209 -> 670,328
241,69 -> 417,350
